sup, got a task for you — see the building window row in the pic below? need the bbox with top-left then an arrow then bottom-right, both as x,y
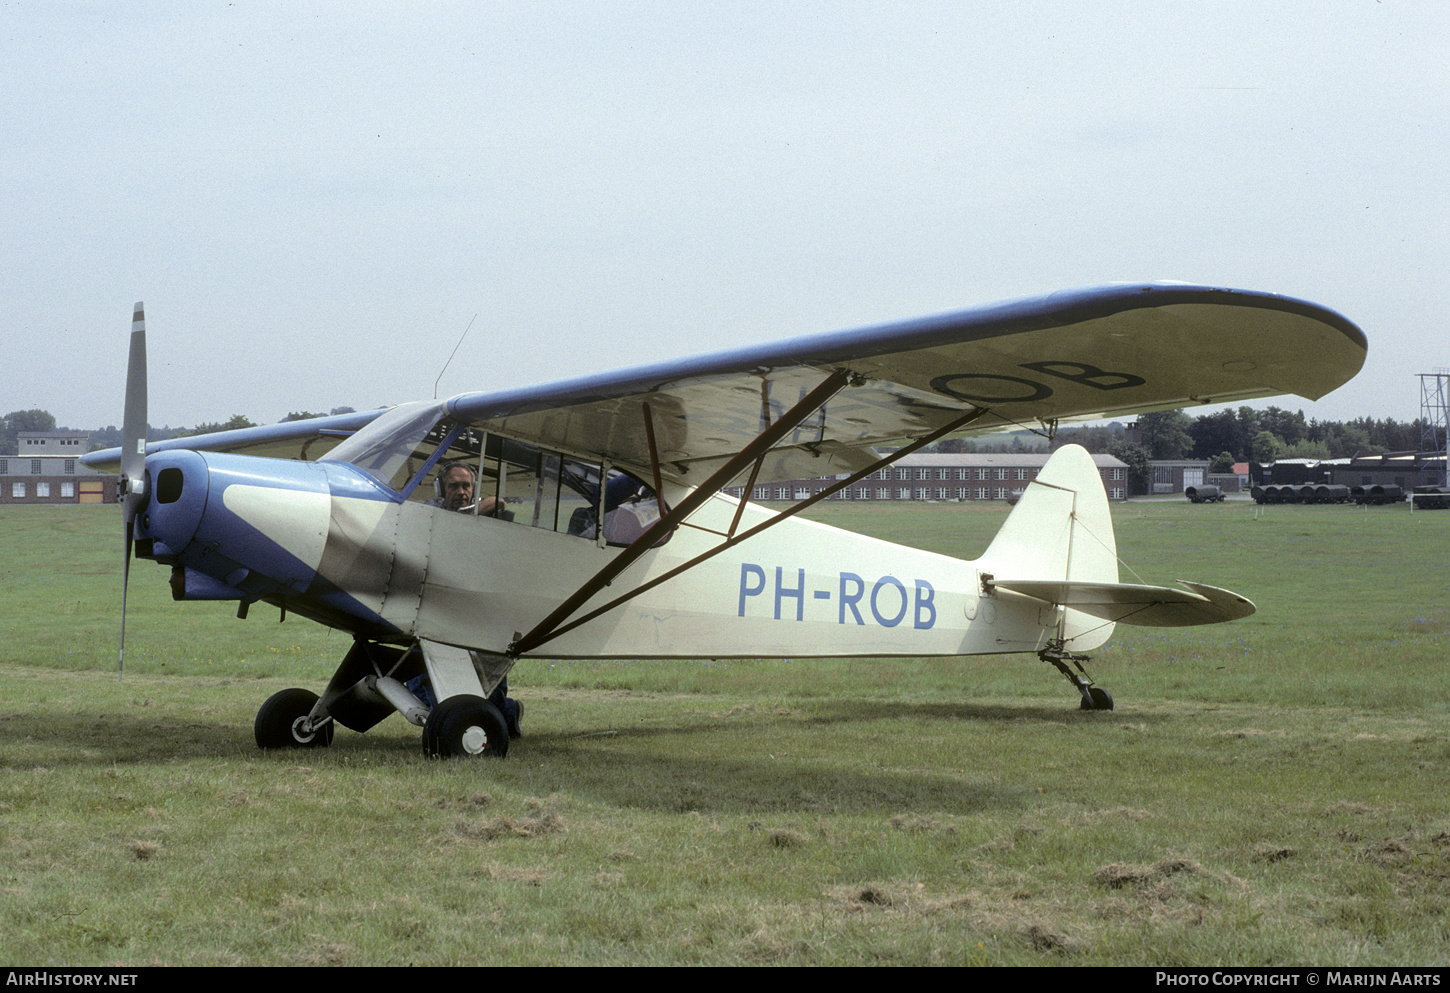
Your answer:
6,481 -> 78,499
714,461 -> 1121,503
0,459 -> 78,475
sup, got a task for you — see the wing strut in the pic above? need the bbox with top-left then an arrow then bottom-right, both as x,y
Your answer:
641,401 -> 670,517
509,369 -> 853,656
510,393 -> 990,656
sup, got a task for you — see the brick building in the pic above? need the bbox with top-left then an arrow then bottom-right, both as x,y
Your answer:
724,451 -> 1130,504
1,432 -> 117,505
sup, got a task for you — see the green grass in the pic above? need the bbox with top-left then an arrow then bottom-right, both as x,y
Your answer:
1,501 -> 1448,965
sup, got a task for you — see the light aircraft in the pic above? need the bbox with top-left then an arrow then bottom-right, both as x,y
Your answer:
83,283 -> 1366,760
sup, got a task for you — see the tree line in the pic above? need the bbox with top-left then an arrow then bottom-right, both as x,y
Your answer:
923,407 -> 1434,497
1105,407 -> 1428,464
925,406 -> 1434,491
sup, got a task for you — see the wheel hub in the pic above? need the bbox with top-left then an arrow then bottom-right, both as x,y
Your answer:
460,724 -> 488,754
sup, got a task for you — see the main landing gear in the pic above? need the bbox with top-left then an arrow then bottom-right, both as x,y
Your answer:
253,682 -> 511,758
1038,642 -> 1114,711
251,639 -> 517,759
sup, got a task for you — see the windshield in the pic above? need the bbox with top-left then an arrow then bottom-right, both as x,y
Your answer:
320,400 -> 449,490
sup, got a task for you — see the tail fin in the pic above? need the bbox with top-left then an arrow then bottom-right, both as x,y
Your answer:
980,444 -> 1118,585
978,444 -> 1119,649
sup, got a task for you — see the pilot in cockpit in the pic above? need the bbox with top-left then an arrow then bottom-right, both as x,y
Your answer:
426,461 -> 509,519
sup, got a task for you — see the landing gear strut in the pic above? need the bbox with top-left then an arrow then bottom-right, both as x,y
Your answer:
1038,642 -> 1114,711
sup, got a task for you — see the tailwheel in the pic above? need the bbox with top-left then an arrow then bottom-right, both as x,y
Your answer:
1038,642 -> 1114,712
255,688 -> 334,748
423,695 -> 509,759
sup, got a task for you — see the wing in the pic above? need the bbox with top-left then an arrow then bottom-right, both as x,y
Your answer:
990,580 -> 1256,627
444,282 -> 1366,485
80,408 -> 386,473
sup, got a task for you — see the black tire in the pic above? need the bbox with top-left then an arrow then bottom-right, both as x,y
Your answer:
1078,687 -> 1114,712
255,688 -> 334,749
423,695 -> 509,759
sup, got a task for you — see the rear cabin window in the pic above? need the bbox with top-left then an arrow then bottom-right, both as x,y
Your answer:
472,435 -> 669,548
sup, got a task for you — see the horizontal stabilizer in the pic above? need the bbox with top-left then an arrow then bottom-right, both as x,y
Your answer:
989,579 -> 1255,627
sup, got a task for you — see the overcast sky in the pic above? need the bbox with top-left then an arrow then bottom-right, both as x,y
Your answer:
4,1 -> 1444,433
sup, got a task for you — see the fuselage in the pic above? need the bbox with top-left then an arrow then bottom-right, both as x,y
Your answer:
132,447 -> 1099,660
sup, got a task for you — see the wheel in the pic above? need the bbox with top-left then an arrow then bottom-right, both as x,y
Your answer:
1078,687 -> 1114,711
255,688 -> 334,748
423,695 -> 509,759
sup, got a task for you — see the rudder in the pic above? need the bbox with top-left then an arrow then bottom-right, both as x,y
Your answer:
977,444 -> 1118,649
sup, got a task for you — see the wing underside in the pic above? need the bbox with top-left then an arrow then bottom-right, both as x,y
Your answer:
445,283 -> 1366,485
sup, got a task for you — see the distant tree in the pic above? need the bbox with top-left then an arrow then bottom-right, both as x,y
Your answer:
181,414 -> 256,437
924,431 -> 1047,455
1189,409 -> 1245,462
1352,416 -> 1421,453
1134,410 -> 1193,460
89,425 -> 121,451
1259,407 -> 1307,448
1235,405 -> 1260,441
329,406 -> 356,416
1209,450 -> 1235,474
1251,430 -> 1282,464
1306,420 -> 1370,459
1109,440 -> 1151,495
281,411 -> 326,422
2,409 -> 57,454
1052,422 -> 1125,453
5,409 -> 56,432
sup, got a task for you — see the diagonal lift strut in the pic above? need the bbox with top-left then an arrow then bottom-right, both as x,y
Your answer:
509,369 -> 852,656
508,371 -> 989,657
504,363 -> 991,658
510,400 -> 997,655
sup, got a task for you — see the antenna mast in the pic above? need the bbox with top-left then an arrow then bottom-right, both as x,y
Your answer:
435,314 -> 479,399
1420,370 -> 1449,486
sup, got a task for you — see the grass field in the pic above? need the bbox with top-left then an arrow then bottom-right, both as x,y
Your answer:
2,500 -> 1447,966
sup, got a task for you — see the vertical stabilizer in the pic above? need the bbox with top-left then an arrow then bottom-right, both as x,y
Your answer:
978,445 -> 1118,649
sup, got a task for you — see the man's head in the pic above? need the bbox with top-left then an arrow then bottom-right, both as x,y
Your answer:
439,463 -> 475,511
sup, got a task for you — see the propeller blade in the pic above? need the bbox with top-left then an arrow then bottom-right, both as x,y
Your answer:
118,302 -> 148,680
120,520 -> 134,681
121,302 -> 148,524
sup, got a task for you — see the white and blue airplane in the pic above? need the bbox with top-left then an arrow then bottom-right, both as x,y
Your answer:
83,284 -> 1366,760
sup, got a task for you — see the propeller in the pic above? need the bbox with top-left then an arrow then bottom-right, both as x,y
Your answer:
118,302 -> 148,680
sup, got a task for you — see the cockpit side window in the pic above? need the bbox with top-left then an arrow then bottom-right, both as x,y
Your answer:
333,411 -> 673,547
478,434 -> 670,548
